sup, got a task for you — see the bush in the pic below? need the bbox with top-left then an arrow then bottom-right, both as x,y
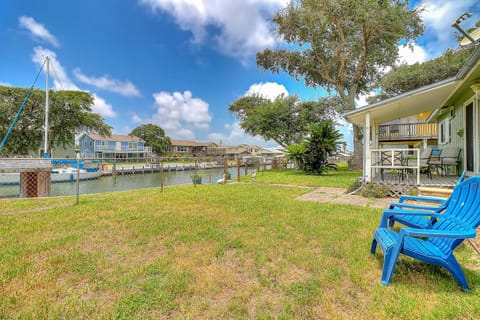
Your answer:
360,183 -> 390,198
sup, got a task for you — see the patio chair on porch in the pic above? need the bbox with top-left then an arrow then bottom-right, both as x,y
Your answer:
429,147 -> 461,176
370,175 -> 480,290
427,148 -> 442,174
379,150 -> 405,182
420,147 -> 432,178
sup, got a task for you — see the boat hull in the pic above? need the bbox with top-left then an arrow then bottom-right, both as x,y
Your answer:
0,170 -> 102,185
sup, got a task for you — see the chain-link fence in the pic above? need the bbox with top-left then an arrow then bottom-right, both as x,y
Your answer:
0,155 -> 291,202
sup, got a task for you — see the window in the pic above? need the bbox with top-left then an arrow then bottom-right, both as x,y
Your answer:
438,118 -> 450,144
176,146 -> 188,152
128,142 -> 137,149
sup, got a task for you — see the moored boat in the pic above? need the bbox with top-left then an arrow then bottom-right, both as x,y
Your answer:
0,167 -> 102,185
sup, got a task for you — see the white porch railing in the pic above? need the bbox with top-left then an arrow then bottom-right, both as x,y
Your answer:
369,148 -> 420,185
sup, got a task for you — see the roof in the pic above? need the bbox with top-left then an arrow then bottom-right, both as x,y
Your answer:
83,133 -> 143,142
345,45 -> 480,125
0,159 -> 52,172
170,139 -> 216,147
345,78 -> 459,125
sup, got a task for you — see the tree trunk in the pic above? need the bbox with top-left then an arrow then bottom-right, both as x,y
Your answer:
349,124 -> 364,170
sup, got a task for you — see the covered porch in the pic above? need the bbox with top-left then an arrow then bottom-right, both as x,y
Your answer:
345,77 -> 461,187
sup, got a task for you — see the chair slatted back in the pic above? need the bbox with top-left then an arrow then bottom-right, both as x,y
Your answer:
429,177 -> 480,253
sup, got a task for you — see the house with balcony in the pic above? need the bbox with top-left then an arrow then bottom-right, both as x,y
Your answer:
167,139 -> 222,157
79,133 -> 150,160
345,44 -> 480,188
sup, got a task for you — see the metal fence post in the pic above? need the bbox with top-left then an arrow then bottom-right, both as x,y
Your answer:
75,152 -> 80,205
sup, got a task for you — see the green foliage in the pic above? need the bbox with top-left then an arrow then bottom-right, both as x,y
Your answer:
130,123 -> 171,155
368,46 -> 477,103
286,143 -> 307,170
256,0 -> 424,108
360,183 -> 390,198
303,120 -> 343,175
0,86 -> 111,156
229,94 -> 341,147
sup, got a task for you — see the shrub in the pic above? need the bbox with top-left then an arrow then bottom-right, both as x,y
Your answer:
360,183 -> 390,198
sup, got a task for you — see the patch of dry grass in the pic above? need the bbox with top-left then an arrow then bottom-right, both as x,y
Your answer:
0,183 -> 479,319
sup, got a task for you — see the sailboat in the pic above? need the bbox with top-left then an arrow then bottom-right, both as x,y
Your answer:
0,56 -> 102,185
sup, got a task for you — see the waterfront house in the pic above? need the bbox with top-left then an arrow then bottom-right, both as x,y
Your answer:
167,139 -> 221,157
345,44 -> 480,187
79,133 -> 150,161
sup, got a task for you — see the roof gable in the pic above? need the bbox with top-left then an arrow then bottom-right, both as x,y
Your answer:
345,45 -> 480,125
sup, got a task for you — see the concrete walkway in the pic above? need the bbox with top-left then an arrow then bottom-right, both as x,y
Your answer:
296,187 -> 394,209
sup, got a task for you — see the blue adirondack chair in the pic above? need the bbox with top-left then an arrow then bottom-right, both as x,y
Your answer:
386,171 -> 466,228
370,175 -> 480,290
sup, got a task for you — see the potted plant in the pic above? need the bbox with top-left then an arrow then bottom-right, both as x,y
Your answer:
191,173 -> 204,184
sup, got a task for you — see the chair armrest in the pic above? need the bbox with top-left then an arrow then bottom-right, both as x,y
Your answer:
401,227 -> 476,239
379,210 -> 443,227
389,202 -> 444,212
398,195 -> 447,204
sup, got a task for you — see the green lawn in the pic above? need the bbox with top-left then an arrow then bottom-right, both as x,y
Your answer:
0,174 -> 479,319
243,165 -> 362,188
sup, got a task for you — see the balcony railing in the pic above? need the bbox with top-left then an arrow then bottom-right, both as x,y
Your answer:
94,146 -> 145,153
378,122 -> 437,141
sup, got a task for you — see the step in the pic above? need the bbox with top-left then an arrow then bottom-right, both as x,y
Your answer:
417,186 -> 453,198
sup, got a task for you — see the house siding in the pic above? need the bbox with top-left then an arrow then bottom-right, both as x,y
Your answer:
436,90 -> 475,172
79,134 -> 146,160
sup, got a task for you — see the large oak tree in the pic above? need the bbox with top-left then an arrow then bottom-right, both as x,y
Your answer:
256,0 -> 424,168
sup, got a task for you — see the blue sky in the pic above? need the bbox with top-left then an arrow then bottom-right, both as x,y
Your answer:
1,0 -> 479,150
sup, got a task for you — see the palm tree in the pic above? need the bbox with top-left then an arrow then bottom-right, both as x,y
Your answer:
286,143 -> 306,170
303,120 -> 344,175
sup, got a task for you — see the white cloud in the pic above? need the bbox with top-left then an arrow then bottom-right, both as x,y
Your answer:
138,90 -> 212,139
32,47 -> 79,90
208,122 -> 276,147
0,82 -> 12,87
31,47 -> 117,119
132,114 -> 143,124
139,0 -> 288,63
73,69 -> 141,97
19,16 -> 60,48
397,44 -> 428,65
419,0 -> 478,56
245,82 -> 288,101
205,82 -> 289,146
91,94 -> 117,118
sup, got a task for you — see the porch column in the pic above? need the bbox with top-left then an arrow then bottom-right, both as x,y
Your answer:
370,119 -> 378,180
364,112 -> 371,182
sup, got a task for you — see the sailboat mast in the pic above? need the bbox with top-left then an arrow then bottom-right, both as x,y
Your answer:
44,56 -> 50,158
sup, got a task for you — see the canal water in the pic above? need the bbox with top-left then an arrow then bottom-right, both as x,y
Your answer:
0,167 -> 254,198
